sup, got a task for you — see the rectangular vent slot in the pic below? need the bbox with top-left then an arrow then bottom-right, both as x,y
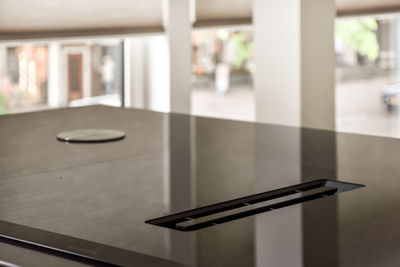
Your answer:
145,179 -> 364,231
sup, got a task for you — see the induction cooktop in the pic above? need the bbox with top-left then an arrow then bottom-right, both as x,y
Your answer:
0,105 -> 398,267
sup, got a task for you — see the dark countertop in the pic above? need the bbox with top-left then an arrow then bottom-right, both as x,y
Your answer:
0,105 -> 399,266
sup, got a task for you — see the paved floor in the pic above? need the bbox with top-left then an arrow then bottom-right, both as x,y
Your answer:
336,77 -> 400,138
192,77 -> 400,138
192,86 -> 255,122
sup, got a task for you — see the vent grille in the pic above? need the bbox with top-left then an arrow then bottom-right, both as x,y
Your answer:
145,179 -> 364,231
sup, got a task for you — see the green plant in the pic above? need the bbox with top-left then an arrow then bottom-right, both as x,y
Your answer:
229,32 -> 254,74
335,18 -> 379,61
0,93 -> 8,115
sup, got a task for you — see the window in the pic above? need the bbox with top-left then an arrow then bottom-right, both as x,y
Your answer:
0,44 -> 48,114
0,38 -> 123,115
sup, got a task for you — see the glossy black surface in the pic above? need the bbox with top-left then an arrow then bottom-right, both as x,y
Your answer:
0,105 -> 399,266
0,220 -> 181,267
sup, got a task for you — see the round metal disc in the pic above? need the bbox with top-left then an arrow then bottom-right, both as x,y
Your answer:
57,129 -> 126,143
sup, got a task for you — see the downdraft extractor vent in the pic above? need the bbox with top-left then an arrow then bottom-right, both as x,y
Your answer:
145,179 -> 364,231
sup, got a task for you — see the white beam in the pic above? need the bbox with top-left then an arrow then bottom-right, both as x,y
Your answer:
253,0 -> 335,130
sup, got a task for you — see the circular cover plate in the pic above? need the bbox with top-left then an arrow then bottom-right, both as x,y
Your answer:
57,129 -> 126,143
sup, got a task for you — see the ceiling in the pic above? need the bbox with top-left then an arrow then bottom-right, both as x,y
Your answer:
1,0 -> 400,39
0,0 -> 163,32
336,0 -> 400,15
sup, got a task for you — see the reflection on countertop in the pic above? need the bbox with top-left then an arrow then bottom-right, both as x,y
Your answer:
0,105 -> 399,266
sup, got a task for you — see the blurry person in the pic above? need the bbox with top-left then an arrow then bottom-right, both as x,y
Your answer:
99,55 -> 115,94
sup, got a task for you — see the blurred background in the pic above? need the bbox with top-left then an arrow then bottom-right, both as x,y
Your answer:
2,13 -> 400,138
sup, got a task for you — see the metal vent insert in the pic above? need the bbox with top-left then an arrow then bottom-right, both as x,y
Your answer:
145,179 -> 364,231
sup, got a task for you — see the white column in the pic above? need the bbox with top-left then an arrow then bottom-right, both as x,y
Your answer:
123,38 -> 132,108
253,1 -> 335,266
47,42 -> 61,108
126,37 -> 147,109
253,0 -> 335,130
146,35 -> 170,112
162,2 -> 196,259
163,0 -> 193,114
396,18 -> 400,78
0,48 -> 6,73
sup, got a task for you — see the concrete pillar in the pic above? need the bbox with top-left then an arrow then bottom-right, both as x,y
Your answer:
47,42 -> 61,108
163,0 -> 193,114
253,0 -> 335,130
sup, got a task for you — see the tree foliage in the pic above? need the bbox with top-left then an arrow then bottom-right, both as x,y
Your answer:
0,93 -> 7,115
229,32 -> 254,74
335,18 -> 379,61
